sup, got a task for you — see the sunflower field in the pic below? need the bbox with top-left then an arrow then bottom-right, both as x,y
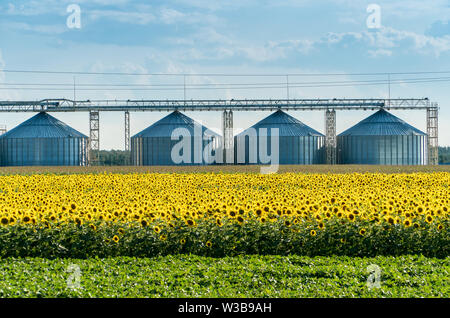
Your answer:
0,172 -> 448,258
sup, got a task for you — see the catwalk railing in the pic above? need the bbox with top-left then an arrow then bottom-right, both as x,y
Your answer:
0,98 -> 433,112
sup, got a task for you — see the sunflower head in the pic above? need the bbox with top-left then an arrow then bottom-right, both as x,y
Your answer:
0,217 -> 9,226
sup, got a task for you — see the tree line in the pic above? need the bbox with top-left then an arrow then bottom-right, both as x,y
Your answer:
92,147 -> 450,166
92,150 -> 131,166
439,147 -> 450,164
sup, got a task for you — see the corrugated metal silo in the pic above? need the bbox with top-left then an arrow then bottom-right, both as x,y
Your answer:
337,108 -> 428,165
131,111 -> 220,165
0,112 -> 88,166
234,110 -> 325,164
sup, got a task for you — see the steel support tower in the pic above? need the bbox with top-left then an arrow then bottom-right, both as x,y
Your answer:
325,109 -> 337,165
222,110 -> 234,163
427,104 -> 439,165
89,110 -> 100,165
124,111 -> 130,152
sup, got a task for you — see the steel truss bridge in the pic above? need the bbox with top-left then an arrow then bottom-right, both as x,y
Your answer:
0,98 -> 439,165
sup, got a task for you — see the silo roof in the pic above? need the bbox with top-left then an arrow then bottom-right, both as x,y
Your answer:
338,108 -> 426,136
132,111 -> 220,138
0,112 -> 87,139
237,110 -> 324,137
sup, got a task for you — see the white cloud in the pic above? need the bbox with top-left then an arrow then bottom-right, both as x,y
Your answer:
86,6 -> 220,26
319,27 -> 450,57
199,25 -> 450,64
88,10 -> 155,25
88,0 -> 130,5
160,8 -> 185,24
89,60 -> 153,89
2,0 -> 132,16
166,27 -> 233,46
159,24 -> 450,64
169,0 -> 258,11
366,27 -> 450,56
1,21 -> 67,34
167,38 -> 315,63
377,0 -> 450,20
2,0 -> 67,16
268,39 -> 315,54
196,28 -> 233,45
238,46 -> 287,62
368,48 -> 392,58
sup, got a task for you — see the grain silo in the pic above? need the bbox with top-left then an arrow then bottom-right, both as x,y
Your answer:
234,110 -> 325,164
0,112 -> 88,166
337,108 -> 427,165
131,111 -> 220,165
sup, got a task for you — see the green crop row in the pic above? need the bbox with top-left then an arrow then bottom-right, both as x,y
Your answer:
0,255 -> 448,298
0,218 -> 448,258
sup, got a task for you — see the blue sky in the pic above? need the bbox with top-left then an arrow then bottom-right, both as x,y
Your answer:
0,0 -> 449,148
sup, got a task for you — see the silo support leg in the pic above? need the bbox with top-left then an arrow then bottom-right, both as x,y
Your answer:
222,110 -> 234,164
325,110 -> 336,165
89,111 -> 100,166
426,106 -> 438,165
